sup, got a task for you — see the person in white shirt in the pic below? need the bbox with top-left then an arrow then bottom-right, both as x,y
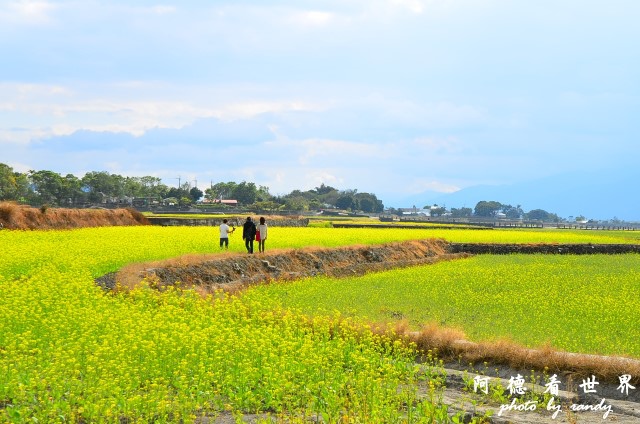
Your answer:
257,216 -> 268,253
219,219 -> 234,249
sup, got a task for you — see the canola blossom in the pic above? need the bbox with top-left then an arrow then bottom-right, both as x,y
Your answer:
1,227 -> 457,423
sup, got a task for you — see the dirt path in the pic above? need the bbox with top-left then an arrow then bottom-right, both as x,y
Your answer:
97,239 -> 464,292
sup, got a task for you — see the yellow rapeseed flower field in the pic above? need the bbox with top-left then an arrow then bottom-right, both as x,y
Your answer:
0,226 -> 463,423
1,225 -> 638,422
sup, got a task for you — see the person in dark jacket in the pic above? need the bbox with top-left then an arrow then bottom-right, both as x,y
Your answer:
242,216 -> 257,254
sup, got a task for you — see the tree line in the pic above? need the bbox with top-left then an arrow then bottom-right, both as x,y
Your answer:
0,164 -> 384,213
385,200 -> 565,222
470,200 -> 563,222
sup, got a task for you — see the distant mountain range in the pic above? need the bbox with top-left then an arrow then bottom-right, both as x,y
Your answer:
386,168 -> 639,222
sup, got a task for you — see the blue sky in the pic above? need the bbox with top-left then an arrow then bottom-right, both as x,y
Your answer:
1,0 -> 639,206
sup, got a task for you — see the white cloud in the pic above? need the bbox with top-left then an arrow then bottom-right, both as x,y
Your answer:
0,81 -> 329,144
288,10 -> 336,27
361,95 -> 488,128
149,5 -> 176,15
268,138 -> 386,165
409,137 -> 462,154
3,0 -> 56,24
389,0 -> 425,14
305,170 -> 343,188
216,100 -> 323,121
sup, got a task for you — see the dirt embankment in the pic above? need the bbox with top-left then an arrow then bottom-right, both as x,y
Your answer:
99,239 -> 464,292
98,241 -> 640,293
0,202 -> 150,230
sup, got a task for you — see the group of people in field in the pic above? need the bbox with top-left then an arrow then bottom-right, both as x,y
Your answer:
218,216 -> 268,254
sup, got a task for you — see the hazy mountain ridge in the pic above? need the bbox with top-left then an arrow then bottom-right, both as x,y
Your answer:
389,169 -> 639,221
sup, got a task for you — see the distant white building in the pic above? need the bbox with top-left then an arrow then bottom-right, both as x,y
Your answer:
399,207 -> 430,216
202,199 -> 239,206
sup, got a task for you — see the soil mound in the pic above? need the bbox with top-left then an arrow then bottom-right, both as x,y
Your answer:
0,202 -> 149,230
104,239 -> 465,293
100,241 -> 640,293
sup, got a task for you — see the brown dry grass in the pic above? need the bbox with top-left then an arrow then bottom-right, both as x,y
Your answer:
0,202 -> 150,230
366,321 -> 640,384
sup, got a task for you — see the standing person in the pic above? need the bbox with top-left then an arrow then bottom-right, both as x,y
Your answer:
219,219 -> 234,250
242,216 -> 257,254
257,217 -> 268,253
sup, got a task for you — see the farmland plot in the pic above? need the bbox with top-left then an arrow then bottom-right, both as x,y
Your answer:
1,226 -> 639,422
247,254 -> 640,357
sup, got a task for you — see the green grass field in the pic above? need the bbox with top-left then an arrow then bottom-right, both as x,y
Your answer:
246,254 -> 640,357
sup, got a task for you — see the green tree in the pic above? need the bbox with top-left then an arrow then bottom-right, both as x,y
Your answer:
252,200 -> 280,211
355,192 -> 384,213
61,174 -> 85,205
138,176 -> 169,198
526,209 -> 551,221
283,196 -> 309,211
0,163 -> 17,200
256,185 -> 272,202
474,201 -> 502,217
81,171 -> 126,202
0,163 -> 30,201
28,170 -> 66,205
232,181 -> 258,205
166,187 -> 190,201
502,204 -> 524,219
308,199 -> 323,210
189,187 -> 204,202
320,190 -> 340,205
205,182 -> 238,201
336,194 -> 356,211
450,207 -> 472,218
315,183 -> 337,195
427,204 -> 446,217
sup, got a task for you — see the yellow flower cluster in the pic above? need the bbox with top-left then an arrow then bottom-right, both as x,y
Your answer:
0,227 -> 460,422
